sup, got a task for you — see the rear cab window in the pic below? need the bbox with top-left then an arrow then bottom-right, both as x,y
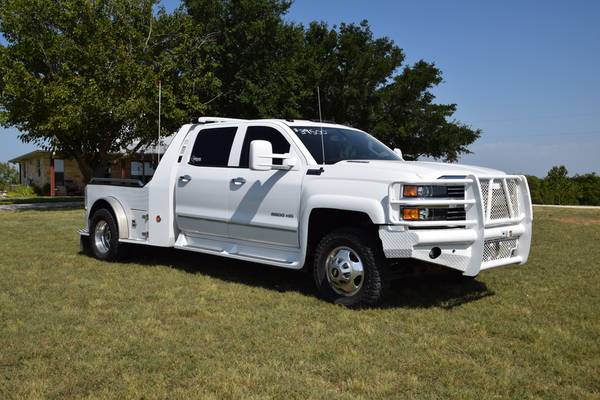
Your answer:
189,126 -> 238,167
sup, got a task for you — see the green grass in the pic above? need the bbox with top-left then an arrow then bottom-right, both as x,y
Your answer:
0,196 -> 83,205
1,208 -> 599,399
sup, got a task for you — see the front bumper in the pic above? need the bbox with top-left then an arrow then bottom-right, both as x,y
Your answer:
379,174 -> 533,276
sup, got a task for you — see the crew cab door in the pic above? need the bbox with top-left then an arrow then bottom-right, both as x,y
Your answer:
175,126 -> 237,238
228,124 -> 305,248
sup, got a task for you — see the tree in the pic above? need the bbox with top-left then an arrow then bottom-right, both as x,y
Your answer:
373,61 -> 480,161
296,21 -> 404,129
544,165 -> 578,205
573,173 -> 600,206
0,0 -> 220,182
183,1 -> 480,161
2,0 -> 482,174
184,0 -> 305,118
525,175 -> 543,204
295,21 -> 479,161
0,162 -> 18,190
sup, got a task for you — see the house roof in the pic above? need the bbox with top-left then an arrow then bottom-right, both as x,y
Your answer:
8,136 -> 174,164
8,150 -> 49,163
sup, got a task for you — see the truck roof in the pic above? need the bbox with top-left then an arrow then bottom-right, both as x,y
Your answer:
196,117 -> 355,131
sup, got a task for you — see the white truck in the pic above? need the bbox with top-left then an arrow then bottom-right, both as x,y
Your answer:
80,117 -> 533,307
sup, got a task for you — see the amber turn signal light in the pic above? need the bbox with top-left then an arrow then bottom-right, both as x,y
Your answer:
402,208 -> 420,220
403,185 -> 418,197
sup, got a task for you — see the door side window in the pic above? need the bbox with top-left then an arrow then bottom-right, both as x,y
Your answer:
190,127 -> 238,167
239,126 -> 291,167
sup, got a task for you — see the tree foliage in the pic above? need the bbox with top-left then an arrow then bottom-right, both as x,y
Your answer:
184,0 -> 304,118
526,166 -> 600,206
0,0 -> 219,181
295,21 -> 404,129
2,0 -> 481,180
0,162 -> 18,190
184,1 -> 480,161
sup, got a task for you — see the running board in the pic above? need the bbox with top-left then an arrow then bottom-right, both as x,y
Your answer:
174,233 -> 302,269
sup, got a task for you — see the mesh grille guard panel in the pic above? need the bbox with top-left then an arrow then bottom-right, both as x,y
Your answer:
480,178 -> 521,224
483,238 -> 519,262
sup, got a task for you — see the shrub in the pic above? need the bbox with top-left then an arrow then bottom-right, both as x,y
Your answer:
8,185 -> 36,197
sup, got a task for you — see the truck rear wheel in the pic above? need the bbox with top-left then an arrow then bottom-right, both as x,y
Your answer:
90,208 -> 121,261
313,228 -> 387,308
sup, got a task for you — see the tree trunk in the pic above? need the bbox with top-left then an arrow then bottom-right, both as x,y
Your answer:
73,155 -> 94,185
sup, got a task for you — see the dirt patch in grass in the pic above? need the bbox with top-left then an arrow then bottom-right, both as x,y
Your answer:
556,216 -> 600,225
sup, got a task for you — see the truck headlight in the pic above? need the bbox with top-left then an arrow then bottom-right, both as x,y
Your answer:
402,207 -> 430,220
403,185 -> 434,197
402,207 -> 466,222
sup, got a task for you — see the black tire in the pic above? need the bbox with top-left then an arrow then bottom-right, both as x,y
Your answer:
80,233 -> 93,256
90,208 -> 121,261
313,228 -> 387,308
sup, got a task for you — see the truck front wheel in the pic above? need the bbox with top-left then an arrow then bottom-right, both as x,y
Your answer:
90,208 -> 121,261
313,228 -> 387,307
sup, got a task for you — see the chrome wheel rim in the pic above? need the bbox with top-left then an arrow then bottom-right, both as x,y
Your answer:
94,220 -> 111,255
325,246 -> 364,296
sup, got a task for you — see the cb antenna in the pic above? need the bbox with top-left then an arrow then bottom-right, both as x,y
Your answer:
317,86 -> 325,166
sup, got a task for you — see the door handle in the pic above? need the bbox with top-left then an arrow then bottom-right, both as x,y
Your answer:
231,177 -> 246,185
179,175 -> 192,183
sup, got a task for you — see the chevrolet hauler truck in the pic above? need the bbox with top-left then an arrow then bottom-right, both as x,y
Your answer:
80,117 -> 533,307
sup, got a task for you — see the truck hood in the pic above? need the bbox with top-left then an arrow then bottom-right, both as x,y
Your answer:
322,160 -> 506,182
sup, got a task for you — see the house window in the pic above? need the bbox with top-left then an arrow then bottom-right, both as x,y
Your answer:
131,161 -> 144,177
131,161 -> 155,183
54,159 -> 65,187
37,159 -> 41,177
143,162 -> 155,176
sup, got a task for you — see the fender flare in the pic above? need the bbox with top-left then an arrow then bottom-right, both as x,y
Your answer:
301,195 -> 386,227
297,195 -> 386,266
90,197 -> 129,240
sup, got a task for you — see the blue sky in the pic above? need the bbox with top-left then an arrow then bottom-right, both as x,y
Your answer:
1,0 -> 599,176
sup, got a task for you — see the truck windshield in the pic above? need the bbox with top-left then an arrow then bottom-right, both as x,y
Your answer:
290,127 -> 400,164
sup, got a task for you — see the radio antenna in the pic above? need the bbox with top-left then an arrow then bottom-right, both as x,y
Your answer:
317,86 -> 325,165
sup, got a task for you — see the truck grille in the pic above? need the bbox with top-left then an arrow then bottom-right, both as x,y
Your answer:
480,178 -> 520,222
482,238 -> 518,262
446,185 -> 465,198
427,207 -> 466,221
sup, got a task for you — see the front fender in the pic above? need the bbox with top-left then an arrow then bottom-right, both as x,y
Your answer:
302,194 -> 386,225
297,194 -> 386,267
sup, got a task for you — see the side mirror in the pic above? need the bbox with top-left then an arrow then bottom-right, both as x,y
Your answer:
393,148 -> 403,160
250,140 -> 273,171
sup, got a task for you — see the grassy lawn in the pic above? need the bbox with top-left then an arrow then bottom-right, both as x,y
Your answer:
0,196 -> 83,205
1,208 -> 599,399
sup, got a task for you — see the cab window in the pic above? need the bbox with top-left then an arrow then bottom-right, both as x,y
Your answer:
239,126 -> 291,167
189,127 -> 237,167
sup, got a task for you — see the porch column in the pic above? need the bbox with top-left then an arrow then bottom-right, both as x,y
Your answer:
49,157 -> 55,197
